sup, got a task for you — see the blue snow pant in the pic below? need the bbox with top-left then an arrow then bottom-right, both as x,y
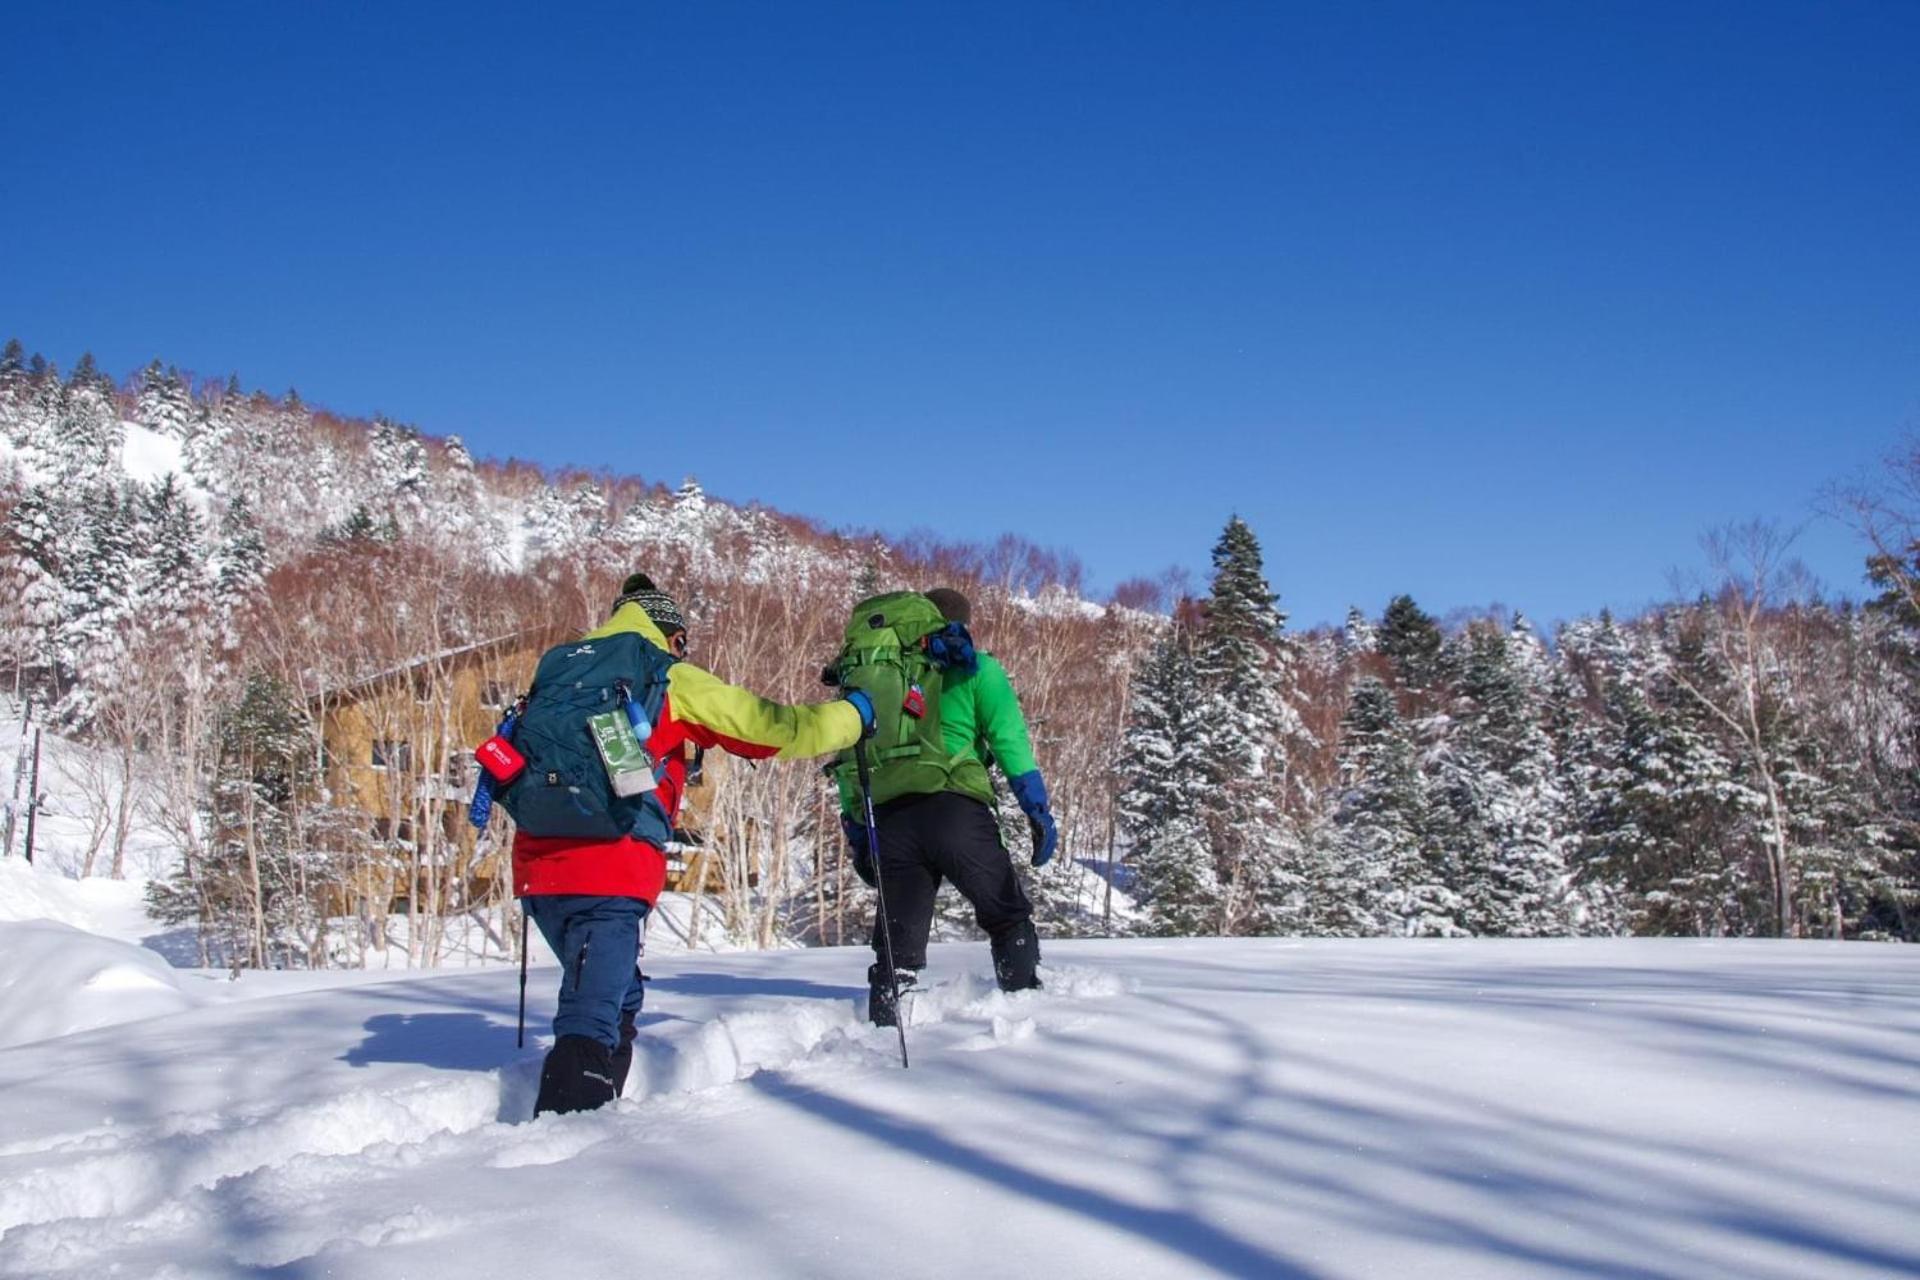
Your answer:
523,894 -> 650,1050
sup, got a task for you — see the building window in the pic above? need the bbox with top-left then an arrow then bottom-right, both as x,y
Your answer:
372,740 -> 413,770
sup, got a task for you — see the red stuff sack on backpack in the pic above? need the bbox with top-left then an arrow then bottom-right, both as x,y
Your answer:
476,735 -> 527,786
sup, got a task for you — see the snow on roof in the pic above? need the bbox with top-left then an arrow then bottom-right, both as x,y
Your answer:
312,626 -> 560,706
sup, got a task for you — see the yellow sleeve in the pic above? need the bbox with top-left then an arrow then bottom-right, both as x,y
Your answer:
665,663 -> 863,760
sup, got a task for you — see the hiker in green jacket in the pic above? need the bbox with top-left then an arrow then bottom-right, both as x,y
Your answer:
842,587 -> 1058,1026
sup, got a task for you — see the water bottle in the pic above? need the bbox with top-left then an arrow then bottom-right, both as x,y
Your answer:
625,694 -> 653,744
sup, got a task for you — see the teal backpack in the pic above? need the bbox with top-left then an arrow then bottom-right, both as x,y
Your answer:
497,631 -> 677,844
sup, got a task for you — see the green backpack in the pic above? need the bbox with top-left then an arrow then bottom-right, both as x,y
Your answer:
827,591 -> 963,808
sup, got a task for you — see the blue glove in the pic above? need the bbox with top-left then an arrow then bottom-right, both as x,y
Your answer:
1009,770 -> 1057,868
1026,812 -> 1058,867
841,813 -> 878,887
843,689 -> 877,738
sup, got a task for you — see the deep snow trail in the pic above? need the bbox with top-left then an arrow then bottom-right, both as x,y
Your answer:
0,939 -> 1915,1279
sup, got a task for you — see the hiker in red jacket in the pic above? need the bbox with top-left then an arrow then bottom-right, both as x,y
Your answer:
512,574 -> 873,1115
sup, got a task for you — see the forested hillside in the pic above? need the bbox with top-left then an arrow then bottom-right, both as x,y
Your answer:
1,339 -> 1913,960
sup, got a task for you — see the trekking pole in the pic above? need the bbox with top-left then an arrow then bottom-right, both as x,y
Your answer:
854,737 -> 909,1069
516,906 -> 529,1049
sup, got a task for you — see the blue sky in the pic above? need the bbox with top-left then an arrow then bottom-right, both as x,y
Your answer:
3,1 -> 1915,628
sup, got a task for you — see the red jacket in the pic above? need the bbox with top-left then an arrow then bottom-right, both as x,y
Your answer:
512,604 -> 862,903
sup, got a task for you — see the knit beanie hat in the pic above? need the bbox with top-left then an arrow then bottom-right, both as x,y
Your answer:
613,573 -> 687,635
925,587 -> 972,626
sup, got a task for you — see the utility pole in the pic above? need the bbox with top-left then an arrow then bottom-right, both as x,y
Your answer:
23,728 -> 42,865
3,697 -> 31,859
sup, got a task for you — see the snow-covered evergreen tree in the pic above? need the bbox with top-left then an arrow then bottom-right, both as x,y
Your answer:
1118,621 -> 1220,932
181,378 -> 238,488
1323,676 -> 1446,935
57,484 -> 142,725
0,482 -> 70,678
1378,594 -> 1447,692
431,435 -> 478,524
1118,624 -> 1202,833
1195,519 -> 1294,782
1431,624 -> 1572,937
66,351 -> 113,395
1341,605 -> 1378,655
211,496 -> 267,647
1586,673 -> 1747,933
1129,813 -> 1221,937
139,476 -> 211,633
0,339 -> 30,442
51,361 -> 125,489
369,417 -> 429,518
135,361 -> 194,440
1189,516 -> 1312,934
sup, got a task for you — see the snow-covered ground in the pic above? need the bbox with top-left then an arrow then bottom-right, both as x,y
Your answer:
0,935 -> 1913,1279
0,856 -> 155,941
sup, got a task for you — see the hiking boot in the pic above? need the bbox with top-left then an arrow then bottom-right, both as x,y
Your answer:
867,961 -> 920,1028
991,919 -> 1042,993
534,1034 -> 619,1116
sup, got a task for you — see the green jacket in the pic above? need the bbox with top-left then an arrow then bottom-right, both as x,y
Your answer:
941,651 -> 1039,785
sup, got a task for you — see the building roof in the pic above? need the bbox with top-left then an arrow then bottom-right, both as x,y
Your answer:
310,624 -> 567,708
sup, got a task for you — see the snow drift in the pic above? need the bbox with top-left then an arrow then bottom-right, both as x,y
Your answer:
0,919 -> 193,1050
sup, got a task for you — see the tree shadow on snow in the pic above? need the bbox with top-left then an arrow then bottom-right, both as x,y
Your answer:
1252,956 -> 1920,1106
140,927 -> 205,967
341,1012 -> 522,1071
747,1069 -> 1323,1279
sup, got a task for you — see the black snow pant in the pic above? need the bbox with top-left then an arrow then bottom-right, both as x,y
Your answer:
871,791 -> 1038,988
